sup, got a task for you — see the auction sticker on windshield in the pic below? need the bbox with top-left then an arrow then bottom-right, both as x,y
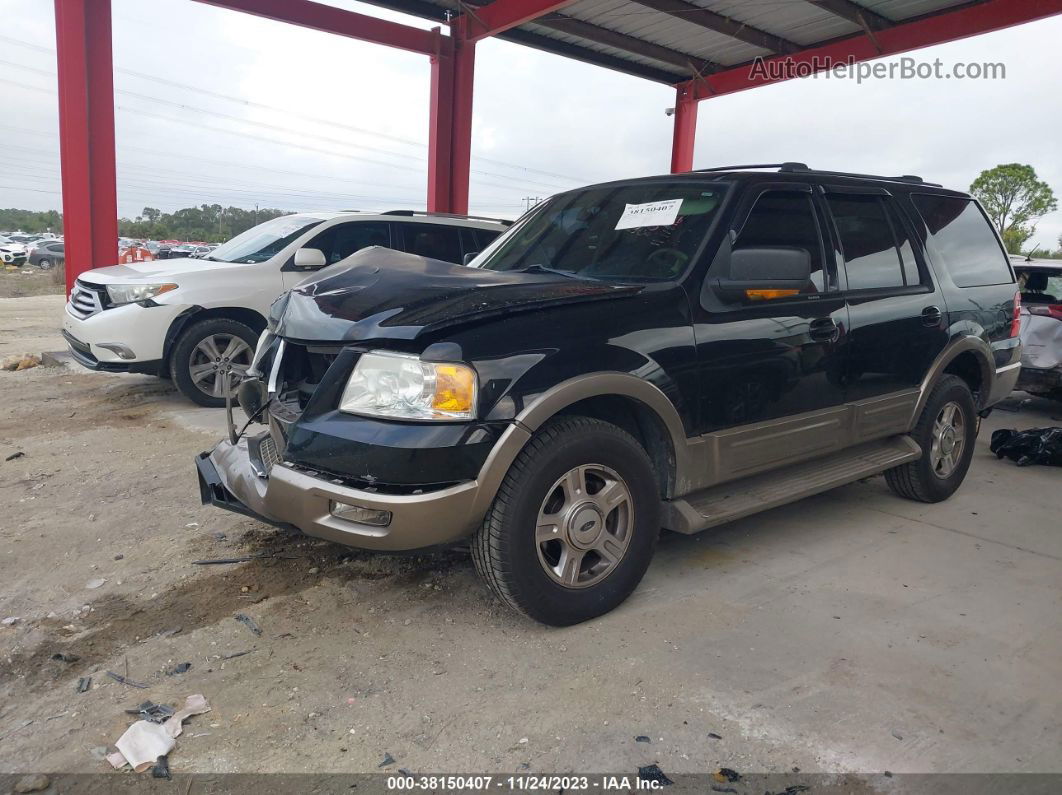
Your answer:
614,199 -> 682,230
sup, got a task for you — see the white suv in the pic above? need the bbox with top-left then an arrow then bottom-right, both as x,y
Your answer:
63,211 -> 509,406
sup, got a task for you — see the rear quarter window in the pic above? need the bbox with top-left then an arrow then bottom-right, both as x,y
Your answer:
910,194 -> 1013,287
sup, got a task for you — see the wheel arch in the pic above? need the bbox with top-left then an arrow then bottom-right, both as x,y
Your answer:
912,336 -> 994,423
162,306 -> 267,366
469,374 -> 691,521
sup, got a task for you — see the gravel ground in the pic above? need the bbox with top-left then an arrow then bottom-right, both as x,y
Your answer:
1,295 -> 1059,783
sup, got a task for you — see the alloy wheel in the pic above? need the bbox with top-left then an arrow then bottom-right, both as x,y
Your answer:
535,463 -> 634,589
930,400 -> 966,479
188,334 -> 252,399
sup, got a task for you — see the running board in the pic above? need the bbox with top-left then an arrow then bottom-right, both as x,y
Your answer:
662,435 -> 922,535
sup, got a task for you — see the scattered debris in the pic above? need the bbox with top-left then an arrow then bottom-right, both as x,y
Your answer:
1,353 -> 42,371
76,676 -> 92,693
707,732 -> 722,740
5,450 -> 25,461
891,730 -> 903,741
221,649 -> 254,660
106,670 -> 149,689
114,553 -> 124,561
12,774 -> 50,793
166,662 -> 192,675
379,752 -> 396,768
765,786 -> 810,795
0,719 -> 34,742
991,427 -> 1062,467
637,764 -> 673,786
157,627 -> 182,639
151,755 -> 171,779
635,735 -> 651,743
234,613 -> 262,636
109,694 -> 211,773
713,768 -> 741,783
2,616 -> 20,626
51,652 -> 80,663
85,578 -> 107,590
126,701 -> 176,723
192,556 -> 254,565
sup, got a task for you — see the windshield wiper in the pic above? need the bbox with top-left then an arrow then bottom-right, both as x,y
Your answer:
516,264 -> 596,280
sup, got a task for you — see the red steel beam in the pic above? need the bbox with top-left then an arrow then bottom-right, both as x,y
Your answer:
54,0 -> 119,284
682,0 -> 1062,101
669,85 -> 697,173
193,0 -> 444,55
428,34 -> 475,213
458,0 -> 577,42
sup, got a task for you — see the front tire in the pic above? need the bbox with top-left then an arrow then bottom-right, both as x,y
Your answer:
472,416 -> 660,626
885,375 -> 977,503
170,318 -> 257,408
37,257 -> 52,270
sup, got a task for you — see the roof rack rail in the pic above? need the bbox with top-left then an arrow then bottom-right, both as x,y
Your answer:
381,209 -> 513,226
694,163 -> 938,186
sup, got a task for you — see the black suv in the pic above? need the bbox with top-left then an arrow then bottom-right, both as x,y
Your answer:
197,164 -> 1021,626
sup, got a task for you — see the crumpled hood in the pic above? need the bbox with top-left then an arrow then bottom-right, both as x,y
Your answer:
275,246 -> 642,342
78,258 -> 235,283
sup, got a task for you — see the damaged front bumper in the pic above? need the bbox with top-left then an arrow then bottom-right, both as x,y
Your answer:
196,434 -> 495,551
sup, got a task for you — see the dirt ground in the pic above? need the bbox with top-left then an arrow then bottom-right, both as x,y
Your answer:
0,267 -> 66,300
1,295 -> 1060,782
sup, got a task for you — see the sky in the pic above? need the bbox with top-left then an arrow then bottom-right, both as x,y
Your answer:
0,0 -> 1060,248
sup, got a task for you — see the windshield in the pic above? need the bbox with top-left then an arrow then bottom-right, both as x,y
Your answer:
208,215 -> 324,263
472,182 -> 728,282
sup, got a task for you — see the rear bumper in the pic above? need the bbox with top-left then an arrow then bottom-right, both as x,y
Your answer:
197,434 -> 503,551
988,360 -> 1022,404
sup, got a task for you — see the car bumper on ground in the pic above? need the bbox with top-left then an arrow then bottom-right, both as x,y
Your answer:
197,434 -> 495,551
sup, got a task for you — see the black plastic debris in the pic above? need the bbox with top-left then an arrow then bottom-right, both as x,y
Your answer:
379,752 -> 396,768
151,755 -> 171,780
125,701 -> 176,723
51,652 -> 80,663
635,735 -> 651,743
765,787 -> 810,795
707,732 -> 722,740
165,662 -> 192,675
714,768 -> 741,783
76,676 -> 91,693
5,451 -> 25,461
234,613 -> 263,636
637,764 -> 673,786
990,427 -> 1062,467
106,671 -> 148,689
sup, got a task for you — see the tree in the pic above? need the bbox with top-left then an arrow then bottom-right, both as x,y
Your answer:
970,164 -> 1057,254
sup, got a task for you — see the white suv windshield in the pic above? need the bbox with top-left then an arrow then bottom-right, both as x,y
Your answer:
208,215 -> 324,264
473,182 -> 728,282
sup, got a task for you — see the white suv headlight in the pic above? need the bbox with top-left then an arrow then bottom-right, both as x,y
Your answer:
106,283 -> 178,305
339,351 -> 477,421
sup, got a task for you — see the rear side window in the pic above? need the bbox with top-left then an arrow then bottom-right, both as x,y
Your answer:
911,195 -> 1013,287
736,191 -> 826,291
400,223 -> 463,263
826,194 -> 915,290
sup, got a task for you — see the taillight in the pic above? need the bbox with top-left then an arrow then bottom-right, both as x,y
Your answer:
1028,304 -> 1062,322
1010,290 -> 1021,337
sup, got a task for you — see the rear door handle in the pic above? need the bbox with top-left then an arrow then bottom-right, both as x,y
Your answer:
921,305 -> 943,326
809,317 -> 840,342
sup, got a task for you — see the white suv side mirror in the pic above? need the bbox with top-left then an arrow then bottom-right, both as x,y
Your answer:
293,247 -> 327,270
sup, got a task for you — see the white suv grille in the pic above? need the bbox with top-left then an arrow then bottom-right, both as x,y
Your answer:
67,280 -> 106,319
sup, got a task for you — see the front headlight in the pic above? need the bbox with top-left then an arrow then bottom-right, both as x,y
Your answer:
339,351 -> 477,421
106,283 -> 178,305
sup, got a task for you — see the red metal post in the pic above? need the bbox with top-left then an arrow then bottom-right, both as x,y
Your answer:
54,0 -> 118,285
427,33 -> 474,214
669,84 -> 697,173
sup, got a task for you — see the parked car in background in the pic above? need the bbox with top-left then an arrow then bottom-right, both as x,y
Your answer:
1011,255 -> 1062,401
28,239 -> 65,269
197,165 -> 1021,625
189,245 -> 215,259
1,236 -> 28,265
63,210 -> 509,407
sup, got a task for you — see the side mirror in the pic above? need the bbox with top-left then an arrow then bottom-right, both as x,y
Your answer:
462,251 -> 479,266
713,246 -> 811,300
293,247 -> 327,270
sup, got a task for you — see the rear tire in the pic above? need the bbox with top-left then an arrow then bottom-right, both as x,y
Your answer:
170,318 -> 257,408
885,375 -> 977,503
472,416 -> 660,626
37,257 -> 52,270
